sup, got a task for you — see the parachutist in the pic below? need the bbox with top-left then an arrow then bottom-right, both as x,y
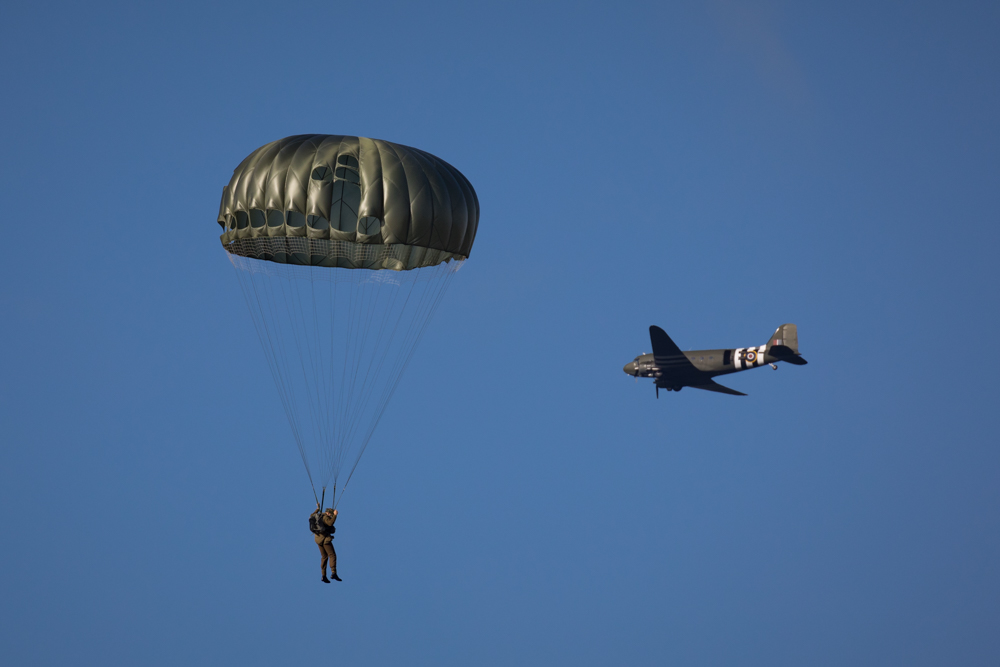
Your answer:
220,136 -> 478,544
309,507 -> 340,583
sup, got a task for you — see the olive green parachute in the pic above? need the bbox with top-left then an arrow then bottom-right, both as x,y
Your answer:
218,135 -> 479,505
218,134 -> 479,270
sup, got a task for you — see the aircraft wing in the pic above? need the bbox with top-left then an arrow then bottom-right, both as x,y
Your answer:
649,326 -> 697,372
689,380 -> 747,396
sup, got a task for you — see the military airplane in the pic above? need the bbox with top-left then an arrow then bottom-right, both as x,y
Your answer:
623,323 -> 807,397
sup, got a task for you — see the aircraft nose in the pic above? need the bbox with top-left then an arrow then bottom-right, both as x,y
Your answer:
623,362 -> 636,375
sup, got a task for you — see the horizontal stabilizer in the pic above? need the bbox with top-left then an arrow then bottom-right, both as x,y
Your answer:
769,344 -> 808,365
690,380 -> 747,396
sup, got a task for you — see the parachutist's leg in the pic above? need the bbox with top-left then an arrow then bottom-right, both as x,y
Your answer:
319,543 -> 330,583
325,542 -> 341,581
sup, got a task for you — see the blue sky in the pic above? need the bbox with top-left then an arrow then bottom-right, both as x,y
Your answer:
1,1 -> 998,664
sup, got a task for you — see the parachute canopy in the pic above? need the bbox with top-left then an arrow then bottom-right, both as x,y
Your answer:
219,135 -> 479,505
218,134 -> 479,270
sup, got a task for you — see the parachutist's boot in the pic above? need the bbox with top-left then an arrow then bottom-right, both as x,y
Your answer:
331,573 -> 342,582
322,575 -> 331,583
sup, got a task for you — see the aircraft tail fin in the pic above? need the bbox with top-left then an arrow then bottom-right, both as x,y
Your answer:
767,323 -> 799,353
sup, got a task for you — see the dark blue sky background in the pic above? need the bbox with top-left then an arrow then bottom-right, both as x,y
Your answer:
2,1 -> 998,664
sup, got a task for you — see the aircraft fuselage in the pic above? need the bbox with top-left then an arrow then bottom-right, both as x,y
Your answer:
624,324 -> 807,396
624,345 -> 774,380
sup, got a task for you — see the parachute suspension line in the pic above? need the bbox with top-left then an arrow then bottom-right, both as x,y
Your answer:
328,275 -> 341,478
326,272 -> 349,482
333,271 -> 364,484
336,273 -> 368,481
230,255 -> 317,496
305,275 -> 328,476
329,271 -> 403,488
257,264 -> 320,487
336,263 -> 460,506
266,260 -> 335,488
290,264 -> 337,485
272,271 -> 313,456
334,269 -> 402,488
281,268 -> 329,478
337,265 -> 457,504
336,273 -> 423,483
319,274 -> 337,480
363,265 -> 456,443
230,252 -> 463,508
331,269 -> 426,494
327,275 -> 349,487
